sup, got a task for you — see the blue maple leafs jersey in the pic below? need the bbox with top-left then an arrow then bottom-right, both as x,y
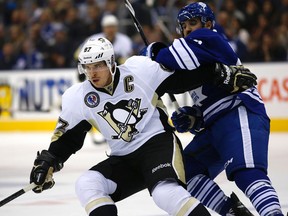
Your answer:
155,28 -> 268,125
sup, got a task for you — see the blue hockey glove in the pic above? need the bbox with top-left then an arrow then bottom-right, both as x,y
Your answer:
171,106 -> 204,134
140,42 -> 167,60
214,63 -> 257,93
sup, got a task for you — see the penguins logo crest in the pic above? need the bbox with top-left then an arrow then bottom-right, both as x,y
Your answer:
98,98 -> 147,142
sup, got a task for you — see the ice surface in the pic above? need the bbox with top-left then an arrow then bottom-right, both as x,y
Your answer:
0,132 -> 287,216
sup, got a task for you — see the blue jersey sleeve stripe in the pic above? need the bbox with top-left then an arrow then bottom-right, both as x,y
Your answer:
178,38 -> 197,69
238,106 -> 255,167
203,95 -> 235,116
169,44 -> 188,70
174,39 -> 197,69
171,39 -> 197,70
241,91 -> 264,104
203,96 -> 241,121
179,38 -> 200,68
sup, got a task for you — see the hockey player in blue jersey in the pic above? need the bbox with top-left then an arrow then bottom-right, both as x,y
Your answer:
146,2 -> 284,216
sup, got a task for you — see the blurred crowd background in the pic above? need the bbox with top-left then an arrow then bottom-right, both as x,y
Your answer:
0,0 -> 287,70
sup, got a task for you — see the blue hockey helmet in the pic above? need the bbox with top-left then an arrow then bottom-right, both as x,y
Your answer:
177,2 -> 215,35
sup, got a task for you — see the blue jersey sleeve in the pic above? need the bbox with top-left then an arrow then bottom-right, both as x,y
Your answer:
155,28 -> 240,70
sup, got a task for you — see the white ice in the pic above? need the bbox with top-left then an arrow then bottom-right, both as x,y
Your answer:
0,132 -> 287,216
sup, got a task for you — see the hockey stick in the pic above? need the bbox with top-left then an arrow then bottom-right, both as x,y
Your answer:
124,0 -> 180,111
124,0 -> 149,46
0,183 -> 36,207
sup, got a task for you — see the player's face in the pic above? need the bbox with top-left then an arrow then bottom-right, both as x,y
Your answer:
84,61 -> 112,88
181,17 -> 210,37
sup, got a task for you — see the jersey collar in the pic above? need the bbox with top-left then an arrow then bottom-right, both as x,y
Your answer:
91,68 -> 120,96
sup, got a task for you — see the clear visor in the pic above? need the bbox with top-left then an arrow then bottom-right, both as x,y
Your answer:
78,61 -> 109,74
77,63 -> 86,74
77,61 -> 117,77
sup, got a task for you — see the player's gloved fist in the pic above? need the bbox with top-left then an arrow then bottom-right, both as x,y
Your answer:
140,42 -> 167,60
30,150 -> 63,193
214,63 -> 257,93
171,106 -> 204,134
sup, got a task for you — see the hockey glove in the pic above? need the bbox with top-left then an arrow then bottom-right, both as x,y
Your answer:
171,106 -> 204,134
30,150 -> 63,193
214,63 -> 257,93
140,42 -> 167,60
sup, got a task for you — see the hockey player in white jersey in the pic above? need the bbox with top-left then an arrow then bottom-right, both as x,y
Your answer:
29,37 -> 256,216
146,2 -> 284,216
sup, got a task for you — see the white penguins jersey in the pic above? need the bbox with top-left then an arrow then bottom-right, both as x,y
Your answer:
53,56 -> 174,156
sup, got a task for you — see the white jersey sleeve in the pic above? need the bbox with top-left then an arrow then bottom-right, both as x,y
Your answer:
57,83 -> 86,130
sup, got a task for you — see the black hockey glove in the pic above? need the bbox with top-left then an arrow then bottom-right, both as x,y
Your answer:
30,150 -> 63,193
171,106 -> 204,134
214,63 -> 257,93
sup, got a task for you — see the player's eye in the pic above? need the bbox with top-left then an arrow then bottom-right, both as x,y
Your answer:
94,62 -> 107,69
181,18 -> 198,29
188,19 -> 198,26
181,23 -> 187,29
85,62 -> 107,71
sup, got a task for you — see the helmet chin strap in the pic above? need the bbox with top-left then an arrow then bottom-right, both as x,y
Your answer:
103,63 -> 117,92
109,63 -> 117,84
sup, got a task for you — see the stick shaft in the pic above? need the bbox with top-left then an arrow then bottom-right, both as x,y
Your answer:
0,183 -> 36,207
124,0 -> 179,112
124,0 -> 149,46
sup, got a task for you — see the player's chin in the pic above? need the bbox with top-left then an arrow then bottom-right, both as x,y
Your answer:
91,80 -> 104,88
